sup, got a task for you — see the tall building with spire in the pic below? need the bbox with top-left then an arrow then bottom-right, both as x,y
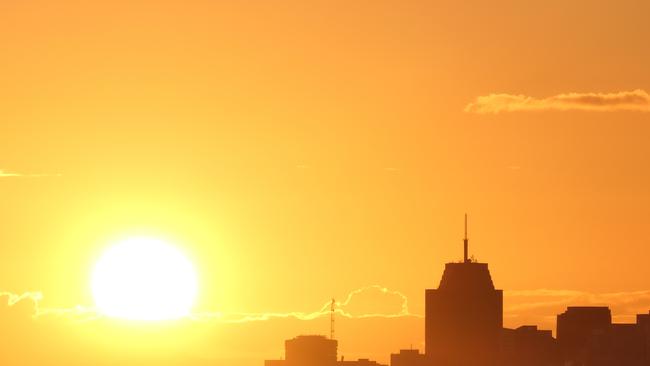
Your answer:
425,215 -> 503,366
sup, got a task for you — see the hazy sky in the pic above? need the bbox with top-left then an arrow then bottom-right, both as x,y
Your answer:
1,1 -> 650,364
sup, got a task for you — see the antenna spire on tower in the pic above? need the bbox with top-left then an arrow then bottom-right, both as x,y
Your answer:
464,214 -> 469,263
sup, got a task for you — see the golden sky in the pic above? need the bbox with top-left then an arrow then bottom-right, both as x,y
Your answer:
1,0 -> 650,364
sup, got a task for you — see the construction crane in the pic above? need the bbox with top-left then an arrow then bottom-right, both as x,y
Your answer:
330,298 -> 335,339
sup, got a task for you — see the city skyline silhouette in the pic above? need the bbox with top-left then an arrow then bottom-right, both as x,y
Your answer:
2,1 -> 650,365
265,216 -> 650,365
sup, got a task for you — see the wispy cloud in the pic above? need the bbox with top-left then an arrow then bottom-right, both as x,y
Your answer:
465,89 -> 650,114
1,291 -> 101,323
0,291 -> 43,320
5,286 -> 648,330
0,291 -> 43,307
0,285 -> 419,324
0,169 -> 62,178
194,285 -> 420,323
0,170 -> 22,177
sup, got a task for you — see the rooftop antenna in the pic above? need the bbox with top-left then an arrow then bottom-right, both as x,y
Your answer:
330,298 -> 335,339
464,214 -> 469,263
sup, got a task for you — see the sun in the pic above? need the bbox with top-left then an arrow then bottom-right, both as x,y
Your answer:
91,237 -> 198,321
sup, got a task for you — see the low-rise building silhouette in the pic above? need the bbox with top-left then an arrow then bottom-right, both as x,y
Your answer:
286,335 -> 337,366
556,307 -> 650,365
610,323 -> 646,366
390,349 -> 427,366
339,358 -> 385,366
501,325 -> 558,366
557,306 -> 612,365
265,335 -> 386,366
638,312 -> 650,363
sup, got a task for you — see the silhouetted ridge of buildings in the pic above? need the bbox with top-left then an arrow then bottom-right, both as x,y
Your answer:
265,216 -> 650,366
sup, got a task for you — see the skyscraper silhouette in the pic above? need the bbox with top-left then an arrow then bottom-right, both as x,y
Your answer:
425,215 -> 503,365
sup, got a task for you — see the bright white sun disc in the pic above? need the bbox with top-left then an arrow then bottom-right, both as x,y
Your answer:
91,237 -> 198,321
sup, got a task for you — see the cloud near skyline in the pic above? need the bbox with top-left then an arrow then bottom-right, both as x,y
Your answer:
0,286 -> 416,324
1,287 -> 649,365
4,286 -> 648,328
194,285 -> 418,323
465,89 -> 650,114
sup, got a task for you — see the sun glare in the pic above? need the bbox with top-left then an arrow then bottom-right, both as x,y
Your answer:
91,237 -> 198,321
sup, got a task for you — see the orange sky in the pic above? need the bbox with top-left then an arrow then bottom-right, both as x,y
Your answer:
1,0 -> 650,364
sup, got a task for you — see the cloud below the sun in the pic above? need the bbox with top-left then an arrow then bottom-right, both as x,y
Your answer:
3,286 -> 649,328
465,89 -> 650,114
1,286 -> 416,323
